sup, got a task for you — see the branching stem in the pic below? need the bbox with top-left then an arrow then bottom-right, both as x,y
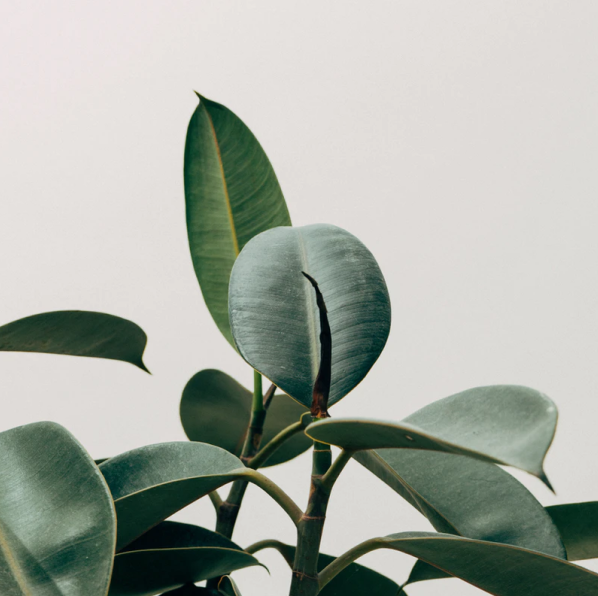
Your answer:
248,420 -> 305,469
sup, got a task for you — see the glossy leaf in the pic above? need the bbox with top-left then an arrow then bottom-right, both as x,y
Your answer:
100,442 -> 246,550
0,421 -> 116,595
184,94 -> 291,347
180,369 -> 310,466
323,532 -> 598,595
0,310 -> 149,371
256,542 -> 399,595
110,522 -> 260,596
308,385 -> 556,483
229,224 -> 391,408
217,577 -> 241,596
100,442 -> 300,551
547,502 -> 598,561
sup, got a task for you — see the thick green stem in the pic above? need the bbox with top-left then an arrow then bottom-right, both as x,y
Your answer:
289,441 -> 332,596
248,420 -> 305,469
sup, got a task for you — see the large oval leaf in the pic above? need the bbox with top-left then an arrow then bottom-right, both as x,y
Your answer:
180,369 -> 310,467
0,310 -> 149,371
0,421 -> 115,595
322,532 -> 598,595
100,442 -> 246,550
547,502 -> 598,561
229,224 -> 391,408
110,522 -> 260,596
184,95 -> 291,347
355,450 -> 564,555
308,385 -> 556,483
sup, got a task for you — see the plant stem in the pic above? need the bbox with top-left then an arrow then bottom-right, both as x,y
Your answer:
320,449 -> 354,492
208,490 -> 223,513
248,420 -> 305,469
246,539 -> 294,568
289,440 -> 332,596
207,372 -> 268,588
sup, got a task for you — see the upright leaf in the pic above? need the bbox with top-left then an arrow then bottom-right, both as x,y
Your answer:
0,422 -> 115,595
308,385 -> 557,484
547,502 -> 598,561
217,577 -> 241,596
184,94 -> 291,346
229,224 -> 391,408
180,369 -> 310,466
0,310 -> 149,371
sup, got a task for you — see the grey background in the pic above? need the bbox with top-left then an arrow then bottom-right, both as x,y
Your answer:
1,1 -> 597,594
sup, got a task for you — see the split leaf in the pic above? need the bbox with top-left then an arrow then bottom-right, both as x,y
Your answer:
229,224 -> 391,408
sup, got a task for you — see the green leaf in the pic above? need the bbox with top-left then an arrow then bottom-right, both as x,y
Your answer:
308,385 -> 556,483
184,94 -> 291,347
100,442 -> 301,551
547,502 -> 598,561
180,369 -> 310,467
217,577 -> 241,596
229,224 -> 391,408
252,541 -> 399,595
0,421 -> 116,595
323,532 -> 598,595
109,522 -> 260,596
0,310 -> 149,371
100,442 -> 246,550
355,449 -> 565,553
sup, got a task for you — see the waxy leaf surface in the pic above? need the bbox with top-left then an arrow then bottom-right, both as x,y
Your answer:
547,501 -> 598,561
110,522 -> 259,596
229,224 -> 391,408
100,442 -> 247,550
0,310 -> 149,370
0,422 -> 116,596
335,532 -> 598,595
309,385 -> 556,483
184,95 -> 291,346
217,577 -> 242,596
180,369 -> 310,466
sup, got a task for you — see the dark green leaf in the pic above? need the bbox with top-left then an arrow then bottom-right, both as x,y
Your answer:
0,310 -> 149,371
180,369 -> 310,466
229,224 -> 391,408
217,577 -> 241,596
325,532 -> 598,595
110,522 -> 260,596
308,385 -> 556,484
547,502 -> 598,561
184,94 -> 291,347
100,442 -> 247,550
0,422 -> 115,595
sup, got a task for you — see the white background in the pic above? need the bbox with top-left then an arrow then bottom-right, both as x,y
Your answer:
1,2 -> 598,594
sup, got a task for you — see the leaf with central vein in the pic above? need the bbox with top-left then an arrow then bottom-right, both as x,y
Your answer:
180,369 -> 310,466
308,385 -> 557,484
0,422 -> 115,596
229,224 -> 391,408
333,532 -> 598,595
99,442 -> 247,550
184,95 -> 291,347
0,310 -> 149,371
109,522 -> 260,596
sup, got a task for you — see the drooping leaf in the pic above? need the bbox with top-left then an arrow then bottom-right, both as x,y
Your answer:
184,94 -> 291,347
109,522 -> 260,596
321,532 -> 598,595
547,502 -> 598,561
229,224 -> 391,408
0,310 -> 149,371
0,421 -> 116,595
100,442 -> 299,551
180,369 -> 310,466
217,576 -> 241,596
253,541 -> 400,595
308,385 -> 556,484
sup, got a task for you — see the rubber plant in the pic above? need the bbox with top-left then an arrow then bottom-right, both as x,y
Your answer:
1,95 -> 598,596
